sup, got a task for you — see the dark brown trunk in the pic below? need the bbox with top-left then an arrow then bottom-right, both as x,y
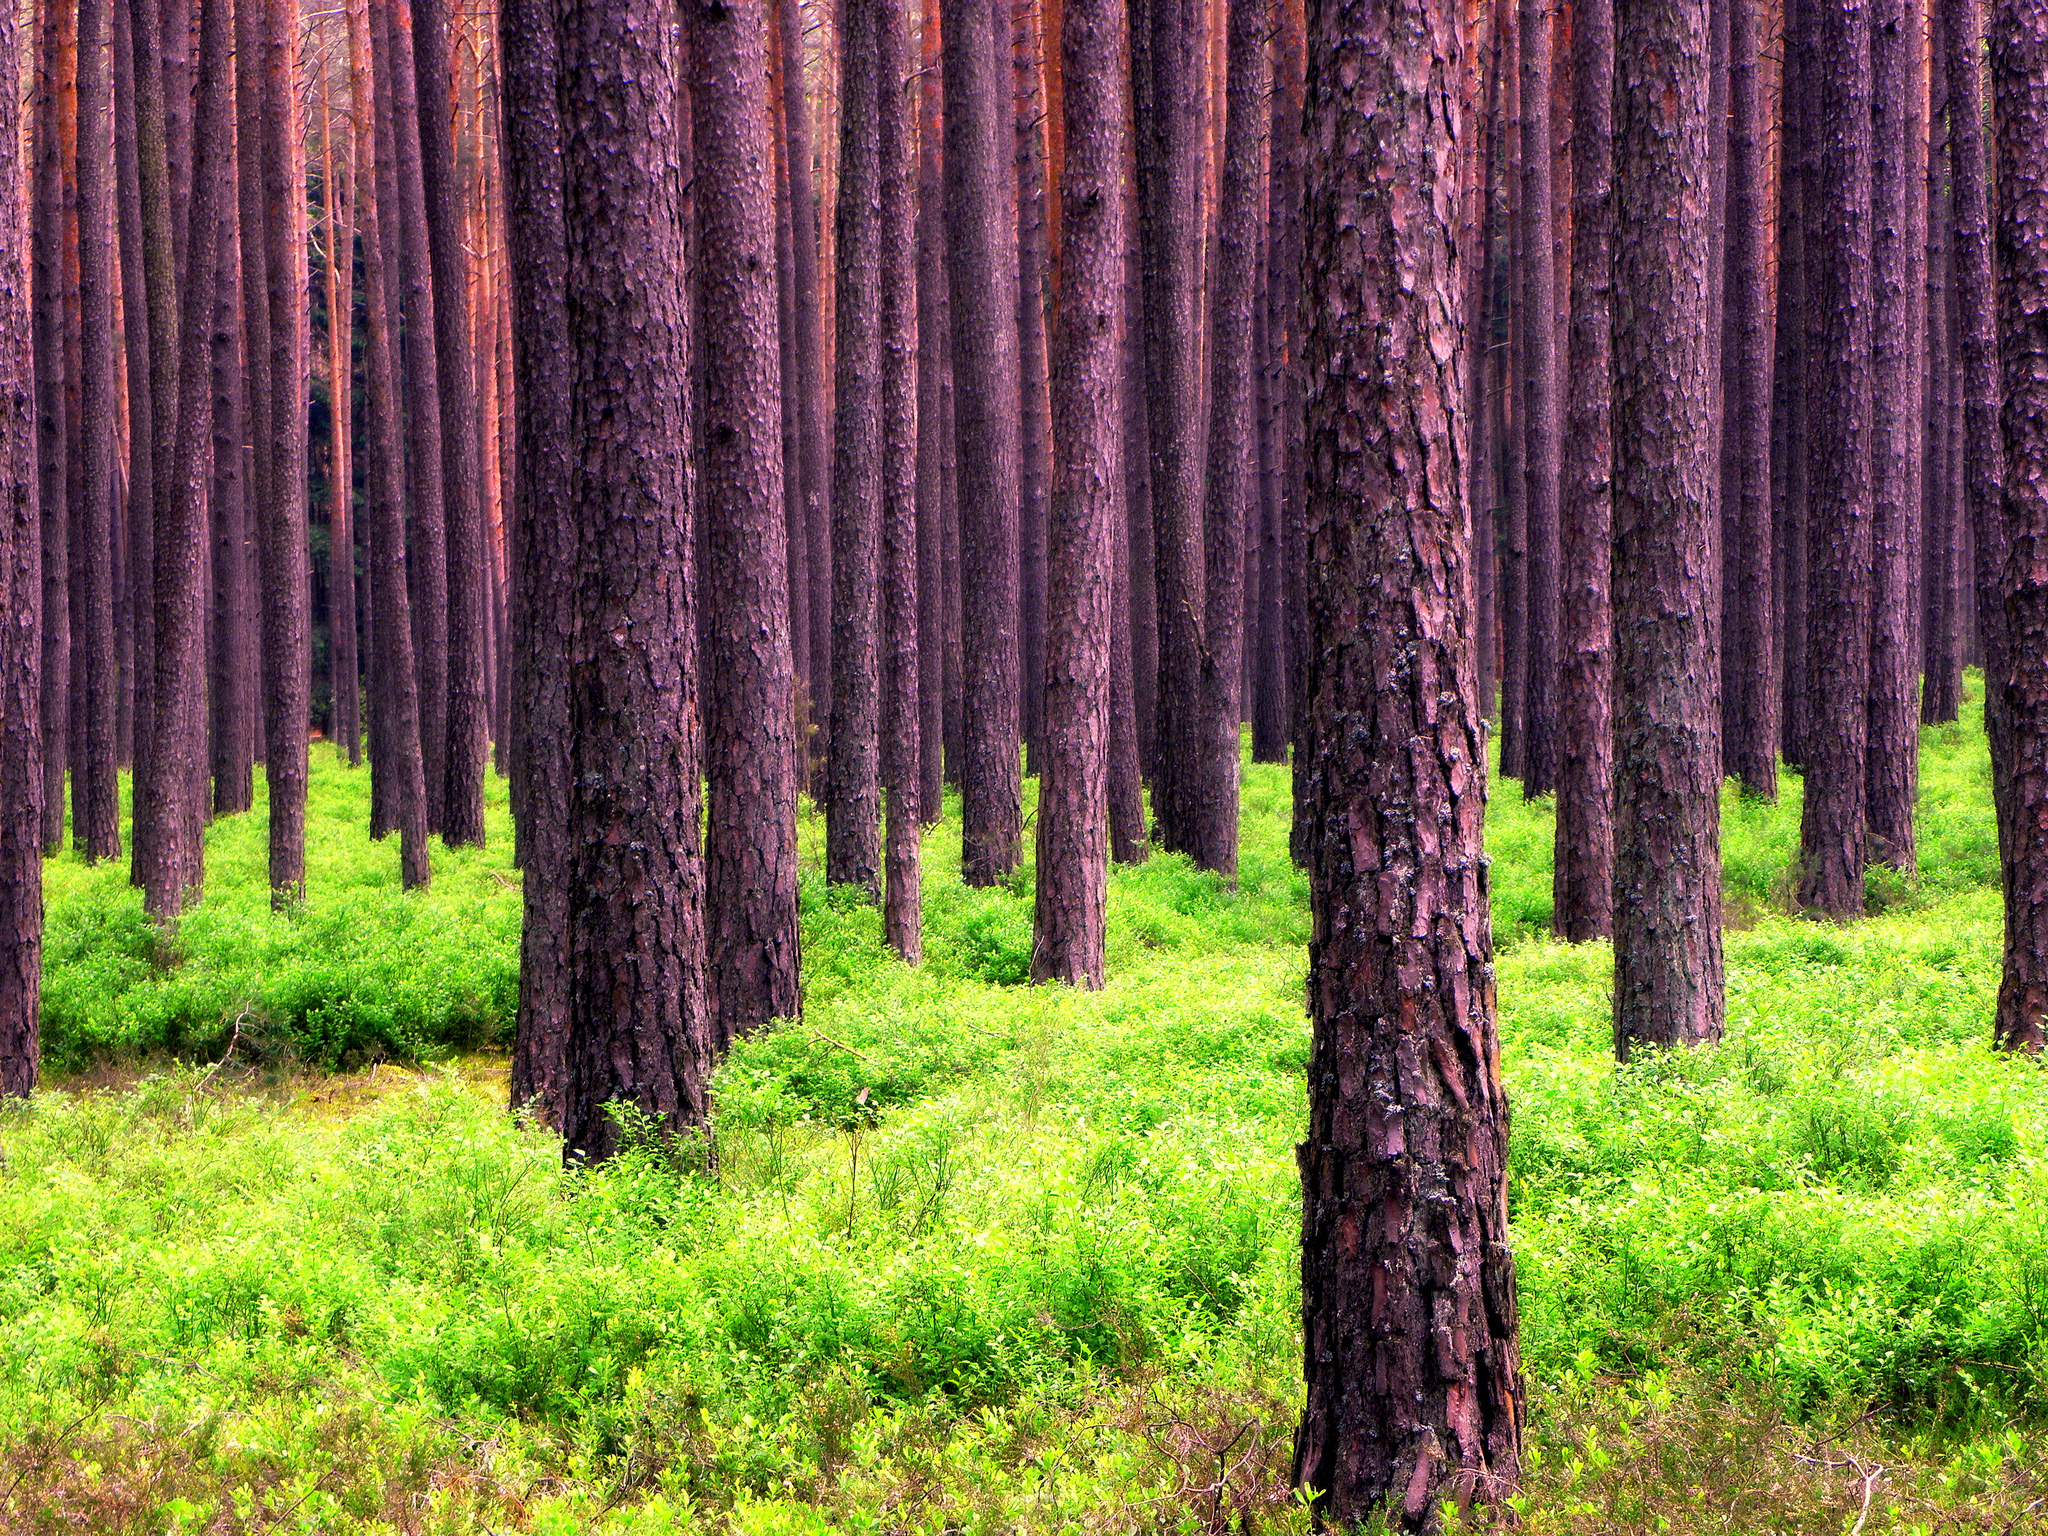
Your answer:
1517,0 -> 1561,798
0,0 -> 42,1094
1774,0 -> 1812,770
1496,3 -> 1525,782
1611,0 -> 1725,1051
1922,14 -> 1963,726
322,89 -> 361,767
34,0 -> 68,856
826,0 -> 883,898
1989,0 -> 2048,1052
878,0 -> 922,961
1034,0 -> 1125,983
208,184 -> 252,816
1794,0 -> 1876,918
691,0 -> 804,1040
113,0 -> 149,785
945,0 -> 1025,885
1016,0 -> 1053,771
75,0 -> 120,862
915,0 -> 949,824
1866,0 -> 1928,870
551,0 -> 712,1162
1122,196 -> 1158,778
770,20 -> 810,737
1554,0 -> 1613,940
1293,0 -> 1525,1518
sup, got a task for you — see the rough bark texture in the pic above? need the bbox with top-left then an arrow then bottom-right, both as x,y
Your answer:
1293,0 -> 1525,1521
0,0 -> 42,1094
1990,0 -> 2048,1052
826,0 -> 884,898
414,0 -> 491,848
1015,0 -> 1053,770
74,0 -> 119,862
780,0 -> 832,743
1721,0 -> 1776,794
33,4 -> 67,857
770,34 -> 809,740
1122,192 -> 1158,779
915,2 -> 950,823
1516,0 -> 1561,798
499,0 -> 567,1117
1922,10 -> 1963,727
1033,0 -> 1124,986
878,0 -> 922,962
256,0 -> 311,902
944,0 -> 1025,885
1554,0 -> 1613,941
1795,0 -> 1876,918
1774,0 -> 1812,769
322,95 -> 361,767
692,0 -> 804,1040
113,2 -> 150,785
552,0 -> 712,1163
1866,0 -> 1929,870
208,192 -> 253,817
1611,0 -> 1725,1052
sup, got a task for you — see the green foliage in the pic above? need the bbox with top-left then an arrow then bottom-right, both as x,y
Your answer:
3,695 -> 2045,1530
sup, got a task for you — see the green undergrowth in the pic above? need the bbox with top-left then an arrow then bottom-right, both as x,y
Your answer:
4,680 -> 2045,1532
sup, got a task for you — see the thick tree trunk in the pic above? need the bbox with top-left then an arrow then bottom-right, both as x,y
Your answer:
944,0 -> 1025,885
1721,0 -> 1776,794
1866,0 -> 1928,870
1516,0 -> 1561,798
878,0 -> 922,961
413,0 -> 490,847
1795,0 -> 1877,918
141,0 -> 233,921
499,0 -> 567,1117
1293,0 -> 1525,1519
1989,0 -> 2048,1051
0,0 -> 42,1094
1554,0 -> 1613,941
551,0 -> 713,1163
826,0 -> 884,898
692,0 -> 804,1040
1033,0 -> 1125,984
1611,0 -> 1724,1051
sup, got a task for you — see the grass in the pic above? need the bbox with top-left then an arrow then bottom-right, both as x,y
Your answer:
3,682 -> 2046,1533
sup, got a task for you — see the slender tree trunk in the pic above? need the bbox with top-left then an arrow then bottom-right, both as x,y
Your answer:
1293,0 -> 1525,1517
945,0 -> 1025,885
1774,0 -> 1812,769
75,0 -> 120,861
550,0 -> 713,1162
413,0 -> 489,846
1922,15 -> 1963,726
1866,0 -> 1928,870
0,0 -> 42,1094
692,0 -> 804,1040
878,0 -> 922,961
1015,0 -> 1053,771
1517,0 -> 1561,797
1034,0 -> 1125,983
114,1 -> 146,777
499,0 -> 567,1116
1612,0 -> 1724,1051
1989,0 -> 2048,1052
1496,3 -> 1525,781
322,86 -> 361,767
770,18 -> 810,741
1554,0 -> 1613,940
208,185 -> 252,816
1122,192 -> 1158,778
141,0 -> 232,921
827,0 -> 884,898
33,1 -> 68,856
915,0 -> 949,823
1795,0 -> 1876,918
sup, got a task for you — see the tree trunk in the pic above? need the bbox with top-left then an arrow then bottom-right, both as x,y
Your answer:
1774,0 -> 1812,770
1496,3 -> 1525,782
141,0 -> 233,921
1517,0 -> 1561,798
1033,0 -> 1125,984
322,85 -> 361,767
826,0 -> 884,898
915,0 -> 949,823
1554,0 -> 1613,941
1922,11 -> 1963,726
944,0 -> 1025,885
0,0 -> 42,1093
33,0 -> 67,857
1293,0 -> 1525,1519
1866,0 -> 1928,870
74,0 -> 120,862
1122,189 -> 1158,779
208,186 -> 252,817
113,0 -> 148,782
769,17 -> 810,743
692,0 -> 804,1040
1989,0 -> 2047,1050
1611,0 -> 1724,1052
878,0 -> 922,961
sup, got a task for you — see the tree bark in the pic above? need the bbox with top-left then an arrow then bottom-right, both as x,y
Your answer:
1989,0 -> 2048,1051
1033,0 -> 1125,984
944,0 -> 1025,885
1922,11 -> 1963,726
1866,0 -> 1928,870
1611,0 -> 1725,1051
915,0 -> 949,823
826,0 -> 884,899
551,0 -> 713,1163
769,18 -> 810,743
1516,0 -> 1561,798
33,0 -> 68,857
1015,0 -> 1053,771
1293,0 -> 1525,1518
692,0 -> 804,1040
322,84 -> 361,767
0,0 -> 42,1093
208,183 -> 252,817
1774,0 -> 1813,770
1554,0 -> 1613,940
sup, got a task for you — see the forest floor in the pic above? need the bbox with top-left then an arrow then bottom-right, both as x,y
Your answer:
6,685 -> 2048,1533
